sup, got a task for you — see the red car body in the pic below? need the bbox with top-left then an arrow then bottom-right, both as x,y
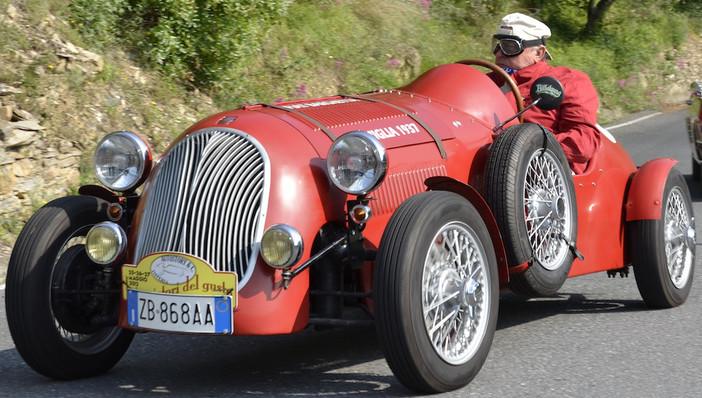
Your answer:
123,62 -> 666,333
6,60 -> 695,393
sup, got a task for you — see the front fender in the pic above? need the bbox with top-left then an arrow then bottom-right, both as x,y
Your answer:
425,176 -> 509,285
625,158 -> 678,221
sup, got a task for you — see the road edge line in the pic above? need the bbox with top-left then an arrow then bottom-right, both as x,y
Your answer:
605,111 -> 662,130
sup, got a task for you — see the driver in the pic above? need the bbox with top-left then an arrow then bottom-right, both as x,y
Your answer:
489,12 -> 601,174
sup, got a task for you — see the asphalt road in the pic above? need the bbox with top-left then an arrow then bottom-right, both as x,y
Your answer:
1,109 -> 700,397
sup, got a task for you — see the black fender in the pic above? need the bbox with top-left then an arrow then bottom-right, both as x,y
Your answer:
425,176 -> 509,285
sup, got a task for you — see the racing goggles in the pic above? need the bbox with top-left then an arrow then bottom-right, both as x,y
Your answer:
492,35 -> 546,57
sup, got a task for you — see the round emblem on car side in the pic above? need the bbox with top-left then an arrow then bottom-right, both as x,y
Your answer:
150,255 -> 197,285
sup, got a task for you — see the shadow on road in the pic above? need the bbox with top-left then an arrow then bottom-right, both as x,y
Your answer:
497,290 -> 649,330
0,286 -> 659,397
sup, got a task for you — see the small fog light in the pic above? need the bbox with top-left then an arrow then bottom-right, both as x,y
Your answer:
350,204 -> 372,224
107,202 -> 123,221
85,222 -> 127,265
260,225 -> 303,268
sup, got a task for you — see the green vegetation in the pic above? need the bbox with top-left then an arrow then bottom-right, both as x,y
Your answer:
61,0 -> 702,114
532,0 -> 699,112
3,0 -> 697,117
68,0 -> 290,87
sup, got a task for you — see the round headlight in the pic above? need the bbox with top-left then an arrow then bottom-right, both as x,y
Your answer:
94,131 -> 152,192
85,222 -> 127,265
326,131 -> 387,195
260,225 -> 303,269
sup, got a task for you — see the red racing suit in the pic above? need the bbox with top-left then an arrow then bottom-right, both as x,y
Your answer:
489,61 -> 601,174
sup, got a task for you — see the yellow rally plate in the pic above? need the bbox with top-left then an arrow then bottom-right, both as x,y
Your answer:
123,252 -> 237,298
122,253 -> 238,334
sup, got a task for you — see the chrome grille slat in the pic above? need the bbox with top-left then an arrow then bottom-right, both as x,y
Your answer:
166,139 -> 198,250
134,128 -> 270,289
187,137 -> 259,273
231,161 -> 263,273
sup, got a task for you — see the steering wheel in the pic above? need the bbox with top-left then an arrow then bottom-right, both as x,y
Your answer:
456,58 -> 525,123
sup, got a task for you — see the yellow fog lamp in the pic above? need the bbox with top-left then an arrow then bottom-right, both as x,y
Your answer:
260,224 -> 303,269
107,202 -> 123,221
350,204 -> 372,224
85,221 -> 127,265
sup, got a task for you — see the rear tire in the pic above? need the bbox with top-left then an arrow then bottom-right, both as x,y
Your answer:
630,169 -> 695,308
374,191 -> 498,393
5,196 -> 134,380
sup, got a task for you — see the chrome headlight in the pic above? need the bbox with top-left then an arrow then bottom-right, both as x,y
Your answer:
260,225 -> 303,269
85,221 -> 127,265
326,131 -> 387,195
94,131 -> 152,192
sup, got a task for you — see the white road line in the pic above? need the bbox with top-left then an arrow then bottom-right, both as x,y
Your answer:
605,111 -> 662,130
0,283 -> 5,291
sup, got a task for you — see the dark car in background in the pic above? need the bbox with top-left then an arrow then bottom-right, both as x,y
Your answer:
687,82 -> 702,181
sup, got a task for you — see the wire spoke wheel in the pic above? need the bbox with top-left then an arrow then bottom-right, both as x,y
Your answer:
5,196 -> 134,379
524,150 -> 572,270
663,186 -> 694,289
374,191 -> 498,393
485,123 -> 577,297
50,231 -> 125,352
422,222 -> 491,365
630,168 -> 696,308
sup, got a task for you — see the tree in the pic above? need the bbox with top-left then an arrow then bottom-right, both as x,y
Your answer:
583,0 -> 617,35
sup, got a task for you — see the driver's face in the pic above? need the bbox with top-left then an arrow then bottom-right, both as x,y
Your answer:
494,46 -> 544,71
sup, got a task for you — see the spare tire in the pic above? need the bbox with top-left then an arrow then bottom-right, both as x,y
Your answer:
485,123 -> 577,297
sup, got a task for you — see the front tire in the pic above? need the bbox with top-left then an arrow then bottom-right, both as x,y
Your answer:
630,169 -> 696,308
485,123 -> 577,297
5,196 -> 134,380
374,191 -> 499,393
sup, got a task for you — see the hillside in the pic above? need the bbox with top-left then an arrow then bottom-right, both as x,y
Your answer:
1,0 -> 702,257
0,3 -> 221,244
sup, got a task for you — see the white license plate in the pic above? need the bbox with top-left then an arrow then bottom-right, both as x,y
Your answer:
127,290 -> 233,334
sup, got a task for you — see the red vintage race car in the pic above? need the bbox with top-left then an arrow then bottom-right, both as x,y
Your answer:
5,59 -> 696,393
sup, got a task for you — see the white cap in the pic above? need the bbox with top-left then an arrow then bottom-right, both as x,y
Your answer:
496,13 -> 552,60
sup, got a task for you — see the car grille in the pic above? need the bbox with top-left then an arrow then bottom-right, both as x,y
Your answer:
133,128 -> 270,289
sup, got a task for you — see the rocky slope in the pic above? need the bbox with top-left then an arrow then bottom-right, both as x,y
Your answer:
0,4 -> 219,244
0,4 -> 221,284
